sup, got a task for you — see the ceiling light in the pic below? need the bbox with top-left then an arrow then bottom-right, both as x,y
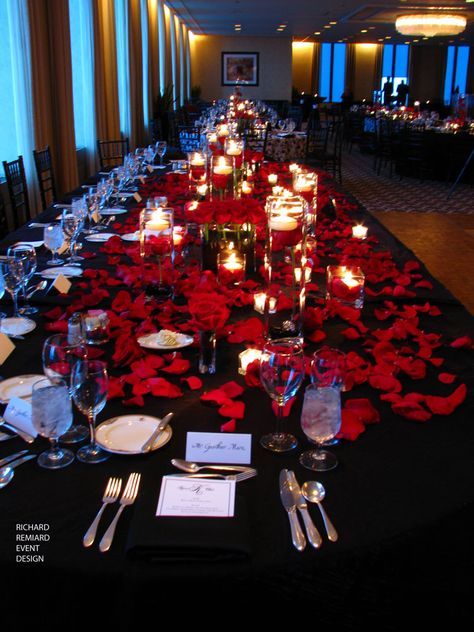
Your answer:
314,31 -> 321,35
395,14 -> 467,37
360,29 -> 368,33
329,21 -> 337,25
324,25 -> 331,29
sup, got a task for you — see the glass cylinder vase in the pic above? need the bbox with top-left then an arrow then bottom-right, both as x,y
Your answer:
199,330 -> 217,374
139,206 -> 174,302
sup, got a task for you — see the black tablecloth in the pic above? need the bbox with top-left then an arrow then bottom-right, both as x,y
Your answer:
1,172 -> 474,629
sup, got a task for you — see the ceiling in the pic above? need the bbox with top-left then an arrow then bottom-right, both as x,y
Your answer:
168,0 -> 474,45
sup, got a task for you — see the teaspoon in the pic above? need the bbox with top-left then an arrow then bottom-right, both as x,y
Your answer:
0,466 -> 14,488
301,480 -> 339,542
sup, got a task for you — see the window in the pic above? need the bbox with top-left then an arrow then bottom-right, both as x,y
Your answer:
69,0 -> 95,156
319,43 -> 346,102
380,44 -> 409,96
115,0 -> 131,137
444,46 -> 470,105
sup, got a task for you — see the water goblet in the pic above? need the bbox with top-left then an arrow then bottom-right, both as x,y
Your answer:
31,377 -> 74,469
42,334 -> 89,444
0,265 -> 6,319
7,244 -> 38,315
61,210 -> 82,263
156,141 -> 167,166
259,337 -> 305,452
44,224 -> 64,265
71,359 -> 109,464
299,385 -> 342,471
311,347 -> 347,389
3,258 -> 25,318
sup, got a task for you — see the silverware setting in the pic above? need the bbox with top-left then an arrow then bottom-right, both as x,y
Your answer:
170,469 -> 257,483
141,412 -> 173,453
171,458 -> 256,475
83,477 -> 122,548
279,470 -> 338,551
0,449 -> 29,468
0,453 -> 37,489
0,418 -> 35,444
99,472 -> 141,553
0,431 -> 14,442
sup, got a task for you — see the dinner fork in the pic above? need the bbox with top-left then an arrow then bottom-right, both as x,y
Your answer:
99,472 -> 141,553
83,477 -> 122,548
172,469 -> 257,482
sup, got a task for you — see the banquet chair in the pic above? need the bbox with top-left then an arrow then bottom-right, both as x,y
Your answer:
0,193 -> 9,238
177,125 -> 202,154
243,123 -> 270,155
149,119 -> 163,144
97,138 -> 130,170
322,121 -> 344,182
2,155 -> 32,229
33,145 -> 57,210
305,123 -> 330,166
287,105 -> 303,131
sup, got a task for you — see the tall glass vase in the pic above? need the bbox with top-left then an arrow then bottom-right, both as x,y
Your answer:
264,195 -> 308,340
199,330 -> 217,374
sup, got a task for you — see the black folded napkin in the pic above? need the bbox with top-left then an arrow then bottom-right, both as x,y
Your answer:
126,478 -> 252,563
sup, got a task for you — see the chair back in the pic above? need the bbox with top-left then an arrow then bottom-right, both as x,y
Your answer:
2,155 -> 31,229
287,105 -> 303,131
243,123 -> 270,154
33,146 -> 57,210
97,138 -> 130,169
177,125 -> 202,154
0,193 -> 9,239
305,123 -> 329,160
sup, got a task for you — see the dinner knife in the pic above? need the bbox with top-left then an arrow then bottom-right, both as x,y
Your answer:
0,419 -> 35,444
279,469 -> 306,552
141,412 -> 174,452
5,453 -> 37,469
0,450 -> 29,468
286,470 -> 323,549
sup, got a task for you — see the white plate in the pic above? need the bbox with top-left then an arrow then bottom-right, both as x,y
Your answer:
96,415 -> 172,454
14,241 -> 44,249
121,232 -> 139,242
137,332 -> 194,350
84,233 -> 116,242
41,266 -> 82,278
0,318 -> 36,336
0,374 -> 44,403
100,208 -> 127,215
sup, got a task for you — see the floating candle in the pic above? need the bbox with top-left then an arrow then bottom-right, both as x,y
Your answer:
146,210 -> 170,232
241,181 -> 253,195
238,348 -> 263,375
352,225 -> 368,240
213,156 -> 233,175
268,174 -> 278,185
226,140 -> 242,156
190,152 -> 205,167
269,214 -> 299,231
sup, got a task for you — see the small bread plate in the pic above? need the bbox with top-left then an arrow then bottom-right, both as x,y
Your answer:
96,415 -> 172,454
41,266 -> 82,278
0,317 -> 36,336
14,240 -> 44,249
137,331 -> 194,351
0,374 -> 44,403
99,208 -> 127,215
85,233 -> 116,242
121,232 -> 139,242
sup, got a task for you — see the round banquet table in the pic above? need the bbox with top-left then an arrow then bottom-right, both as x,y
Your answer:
265,131 -> 307,161
1,167 -> 474,630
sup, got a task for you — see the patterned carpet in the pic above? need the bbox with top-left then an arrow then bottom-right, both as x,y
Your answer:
341,148 -> 474,214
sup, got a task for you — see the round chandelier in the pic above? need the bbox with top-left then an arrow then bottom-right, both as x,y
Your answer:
395,13 -> 467,37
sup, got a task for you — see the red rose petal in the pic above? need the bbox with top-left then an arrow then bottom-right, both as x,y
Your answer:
218,400 -> 245,419
161,358 -> 191,375
337,409 -> 366,441
369,374 -> 402,393
221,381 -> 245,399
438,373 -> 456,384
345,398 -> 380,424
181,376 -> 203,390
122,395 -> 145,407
425,384 -> 467,416
220,419 -> 237,433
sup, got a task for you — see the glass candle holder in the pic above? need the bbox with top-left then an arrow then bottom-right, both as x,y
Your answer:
139,207 -> 174,301
352,224 -> 368,240
326,265 -> 365,309
188,151 -> 207,193
210,155 -> 235,200
225,137 -> 244,158
217,250 -> 246,286
83,310 -> 110,346
238,348 -> 262,375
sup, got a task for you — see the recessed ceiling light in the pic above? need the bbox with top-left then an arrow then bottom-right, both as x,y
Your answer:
314,31 -> 321,35
385,36 -> 392,39
329,21 -> 337,25
324,25 -> 331,28
378,38 -> 384,41
405,41 -> 410,44
368,26 -> 375,30
360,29 -> 368,33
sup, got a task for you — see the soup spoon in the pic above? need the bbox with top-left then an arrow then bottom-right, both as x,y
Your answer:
0,454 -> 37,489
301,480 -> 339,542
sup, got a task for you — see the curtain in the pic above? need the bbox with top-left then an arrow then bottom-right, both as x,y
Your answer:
10,0 -> 40,211
344,44 -> 355,99
373,44 -> 383,95
93,0 -> 121,143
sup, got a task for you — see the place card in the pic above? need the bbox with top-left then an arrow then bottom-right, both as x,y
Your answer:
49,273 -> 71,294
57,240 -> 69,255
185,432 -> 251,464
156,475 -> 236,517
3,397 -> 37,438
133,192 -> 142,203
0,333 -> 15,365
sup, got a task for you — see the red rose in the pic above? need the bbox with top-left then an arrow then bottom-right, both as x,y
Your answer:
188,292 -> 230,331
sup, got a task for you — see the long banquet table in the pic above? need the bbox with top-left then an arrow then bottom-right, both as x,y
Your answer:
1,162 -> 474,629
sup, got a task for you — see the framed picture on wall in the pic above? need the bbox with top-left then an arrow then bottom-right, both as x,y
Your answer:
221,52 -> 259,86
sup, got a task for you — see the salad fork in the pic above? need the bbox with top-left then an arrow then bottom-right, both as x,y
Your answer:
171,469 -> 257,482
99,472 -> 141,553
83,477 -> 122,548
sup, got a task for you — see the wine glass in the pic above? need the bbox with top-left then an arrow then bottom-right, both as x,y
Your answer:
31,377 -> 74,469
70,359 -> 109,464
3,258 -> 25,318
44,224 -> 64,265
299,384 -> 341,471
0,265 -> 6,319
156,141 -> 167,166
6,244 -> 38,314
42,334 -> 89,444
259,338 -> 305,452
61,210 -> 82,263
